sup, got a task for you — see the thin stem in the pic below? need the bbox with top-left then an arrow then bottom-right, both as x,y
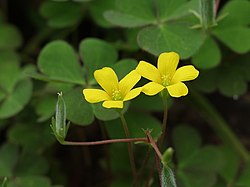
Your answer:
155,154 -> 162,187
119,113 -> 138,181
62,137 -> 148,146
190,90 -> 250,162
159,102 -> 168,147
146,130 -> 163,187
146,130 -> 162,160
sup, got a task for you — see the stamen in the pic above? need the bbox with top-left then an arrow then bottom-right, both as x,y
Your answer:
112,89 -> 122,100
161,75 -> 170,87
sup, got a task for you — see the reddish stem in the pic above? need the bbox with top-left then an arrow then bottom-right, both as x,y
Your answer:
62,138 -> 148,146
145,130 -> 162,160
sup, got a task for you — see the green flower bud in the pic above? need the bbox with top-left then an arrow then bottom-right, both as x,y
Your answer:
50,92 -> 70,143
162,147 -> 174,166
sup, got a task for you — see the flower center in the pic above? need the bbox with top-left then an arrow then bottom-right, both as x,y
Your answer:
161,75 -> 170,87
112,89 -> 122,101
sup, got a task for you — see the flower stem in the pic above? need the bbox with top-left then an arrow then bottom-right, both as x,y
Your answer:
159,103 -> 168,147
146,130 -> 162,160
145,130 -> 163,187
62,137 -> 148,146
118,113 -> 138,179
190,90 -> 250,162
159,91 -> 169,147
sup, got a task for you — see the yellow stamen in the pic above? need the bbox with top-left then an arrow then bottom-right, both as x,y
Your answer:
161,75 -> 170,87
112,89 -> 122,100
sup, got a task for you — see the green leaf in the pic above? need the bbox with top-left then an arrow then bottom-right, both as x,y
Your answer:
173,125 -> 202,162
0,91 -> 5,103
161,165 -> 177,187
79,38 -> 118,80
8,123 -> 55,151
106,111 -> 161,139
213,27 -> 250,53
177,170 -> 217,187
0,144 -> 18,177
38,40 -> 84,85
218,66 -> 247,97
217,0 -> 250,27
0,24 -> 22,50
112,59 -> 137,79
40,1 -> 82,28
0,51 -> 21,93
8,176 -> 51,187
237,162 -> 250,186
34,95 -> 57,122
180,146 -> 224,172
138,24 -> 206,59
155,0 -> 187,21
1,177 -> 8,187
219,146 -> 240,183
89,0 -> 115,28
192,36 -> 221,69
131,94 -> 164,111
0,79 -> 32,119
104,11 -> 155,28
104,0 -> 155,28
63,88 -> 94,126
92,103 -> 119,121
166,0 -> 200,22
14,152 -> 48,176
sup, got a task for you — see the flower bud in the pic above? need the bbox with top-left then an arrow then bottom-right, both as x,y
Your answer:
162,147 -> 174,166
50,92 -> 70,143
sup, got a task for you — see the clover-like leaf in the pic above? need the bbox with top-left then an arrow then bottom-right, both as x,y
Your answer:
104,0 -> 155,28
38,40 -> 84,85
192,36 -> 221,69
138,24 -> 206,59
0,24 -> 22,50
40,1 -> 82,28
0,79 -> 32,119
0,51 -> 21,93
0,144 -> 18,177
8,176 -> 52,187
64,88 -> 94,126
79,38 -> 118,80
89,0 -> 115,28
173,125 -> 202,162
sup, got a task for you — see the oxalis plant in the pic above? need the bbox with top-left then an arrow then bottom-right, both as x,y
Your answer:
0,0 -> 250,187
51,52 -> 199,187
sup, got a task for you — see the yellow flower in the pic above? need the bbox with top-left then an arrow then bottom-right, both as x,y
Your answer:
136,52 -> 199,97
83,67 -> 142,108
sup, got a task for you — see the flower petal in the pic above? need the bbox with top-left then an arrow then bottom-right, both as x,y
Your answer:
171,65 -> 199,84
94,67 -> 118,95
123,87 -> 142,101
83,89 -> 110,103
167,82 -> 188,97
136,61 -> 161,83
103,100 -> 123,108
157,52 -> 179,79
142,82 -> 164,96
119,70 -> 141,97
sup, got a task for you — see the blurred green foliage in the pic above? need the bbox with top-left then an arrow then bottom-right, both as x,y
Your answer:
0,0 -> 249,186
